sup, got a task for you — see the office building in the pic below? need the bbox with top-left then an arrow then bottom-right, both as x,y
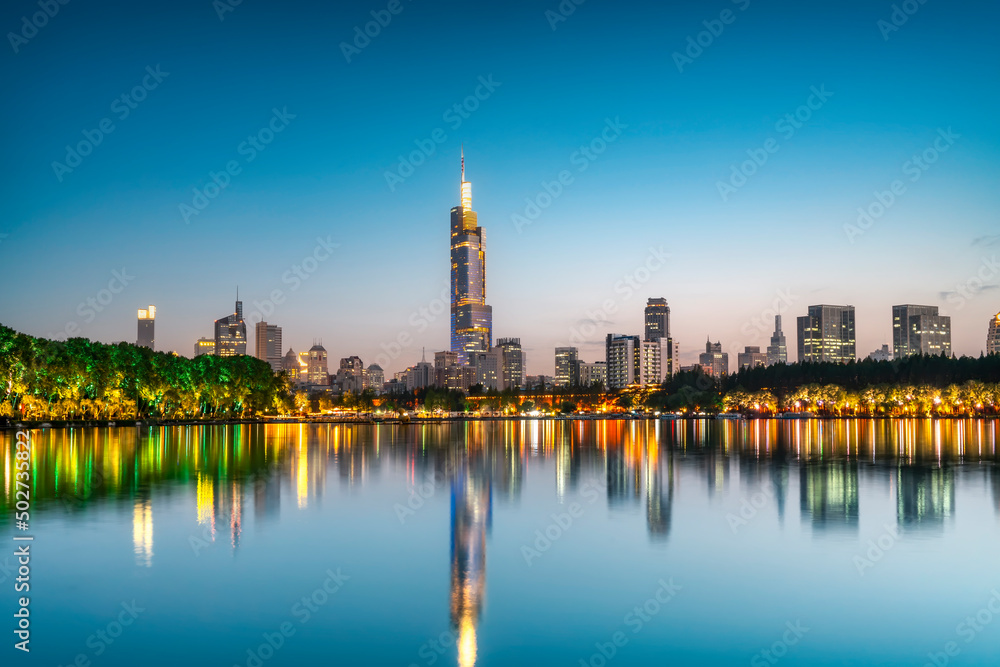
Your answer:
282,348 -> 306,384
892,305 -> 951,358
215,297 -> 247,357
136,305 -> 155,350
470,348 -> 503,390
496,338 -> 526,389
254,322 -> 283,372
797,305 -> 856,363
644,298 -> 670,342
738,346 -> 767,371
766,315 -> 787,366
302,344 -> 328,386
194,337 -> 215,357
606,334 -> 641,389
335,356 -> 364,394
699,339 -> 729,377
450,150 -> 493,364
578,361 -> 607,388
990,312 -> 1000,355
364,364 -> 384,393
555,347 -> 580,387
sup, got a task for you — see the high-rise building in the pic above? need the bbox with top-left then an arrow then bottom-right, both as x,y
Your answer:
737,346 -> 767,370
215,297 -> 247,357
606,334 -> 641,389
450,150 -> 492,364
660,338 -> 679,381
336,356 -> 364,393
892,305 -> 952,358
797,305 -> 856,363
578,361 -> 607,388
644,298 -> 670,342
301,344 -> 328,386
639,340 -> 661,386
469,348 -> 503,390
136,305 -> 155,350
194,337 -> 215,357
990,312 -> 1000,355
554,347 -> 579,387
254,321 -> 283,372
364,364 -> 384,393
496,338 -> 526,389
282,348 -> 306,384
699,339 -> 729,377
766,315 -> 787,366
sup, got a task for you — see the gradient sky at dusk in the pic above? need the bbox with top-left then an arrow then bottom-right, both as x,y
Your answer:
2,0 -> 998,375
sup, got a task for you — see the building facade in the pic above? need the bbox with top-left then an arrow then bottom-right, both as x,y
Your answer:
450,151 -> 492,364
364,364 -> 384,393
638,340 -> 661,387
302,344 -> 329,386
766,315 -> 787,366
215,299 -> 247,357
797,305 -> 856,363
469,348 -> 503,390
555,347 -> 579,387
868,345 -> 891,362
136,305 -> 155,350
892,305 -> 951,358
254,321 -> 283,372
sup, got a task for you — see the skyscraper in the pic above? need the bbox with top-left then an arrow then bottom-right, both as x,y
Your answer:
496,338 -> 525,389
254,321 -> 283,372
644,298 -> 670,342
892,305 -> 952,358
766,315 -> 787,366
136,305 -> 155,350
699,339 -> 729,377
215,297 -> 247,357
554,347 -> 579,387
797,305 -> 856,363
989,312 -> 1000,355
606,334 -> 640,389
450,150 -> 492,365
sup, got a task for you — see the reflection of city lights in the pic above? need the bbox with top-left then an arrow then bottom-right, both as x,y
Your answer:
297,439 -> 308,509
132,499 -> 153,567
457,616 -> 477,667
196,473 -> 215,539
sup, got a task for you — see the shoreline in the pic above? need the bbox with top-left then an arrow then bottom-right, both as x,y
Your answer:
3,413 -> 999,430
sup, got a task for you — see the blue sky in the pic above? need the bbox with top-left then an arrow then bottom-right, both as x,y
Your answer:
1,0 -> 998,375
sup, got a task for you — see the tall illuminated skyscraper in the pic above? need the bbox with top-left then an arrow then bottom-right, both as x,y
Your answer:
136,305 -> 155,350
215,296 -> 247,357
450,150 -> 492,365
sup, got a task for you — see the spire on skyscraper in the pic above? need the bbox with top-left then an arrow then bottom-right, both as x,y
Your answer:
460,147 -> 471,209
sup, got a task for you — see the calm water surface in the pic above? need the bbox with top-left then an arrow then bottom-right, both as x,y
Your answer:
3,420 -> 999,666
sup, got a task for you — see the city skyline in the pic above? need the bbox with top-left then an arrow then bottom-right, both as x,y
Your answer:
1,0 -> 999,376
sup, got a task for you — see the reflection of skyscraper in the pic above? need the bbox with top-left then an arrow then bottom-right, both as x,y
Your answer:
450,460 -> 491,667
606,445 -> 640,507
254,469 -> 281,520
645,448 -> 673,540
896,466 -> 954,529
450,151 -> 492,365
799,461 -> 859,531
132,498 -> 153,567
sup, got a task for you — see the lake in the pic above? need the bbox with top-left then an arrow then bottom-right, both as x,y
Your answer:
2,419 -> 999,666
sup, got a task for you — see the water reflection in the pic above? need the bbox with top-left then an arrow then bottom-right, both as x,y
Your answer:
2,419 -> 999,666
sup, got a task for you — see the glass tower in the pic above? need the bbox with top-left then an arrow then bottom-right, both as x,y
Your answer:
450,150 -> 492,364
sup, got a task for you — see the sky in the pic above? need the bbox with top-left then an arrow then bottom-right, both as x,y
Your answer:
1,0 -> 998,376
